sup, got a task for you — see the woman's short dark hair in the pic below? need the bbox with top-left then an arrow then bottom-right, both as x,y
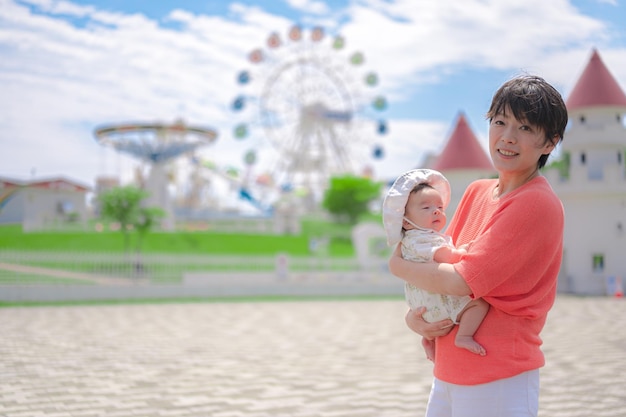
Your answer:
486,75 -> 568,169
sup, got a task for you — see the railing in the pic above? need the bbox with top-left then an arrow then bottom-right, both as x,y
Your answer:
0,250 -> 398,302
0,251 -> 374,285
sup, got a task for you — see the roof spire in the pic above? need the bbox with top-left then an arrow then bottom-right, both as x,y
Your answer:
566,48 -> 626,110
431,113 -> 493,171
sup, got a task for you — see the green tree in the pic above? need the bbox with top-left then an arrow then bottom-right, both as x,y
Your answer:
134,206 -> 165,252
99,186 -> 164,253
322,175 -> 382,224
543,151 -> 570,179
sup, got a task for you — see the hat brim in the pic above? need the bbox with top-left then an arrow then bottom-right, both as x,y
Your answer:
382,169 -> 451,246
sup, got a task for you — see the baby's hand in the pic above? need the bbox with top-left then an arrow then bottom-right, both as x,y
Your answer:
458,240 -> 475,252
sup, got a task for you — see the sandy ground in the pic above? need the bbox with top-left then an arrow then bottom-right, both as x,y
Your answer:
0,295 -> 624,417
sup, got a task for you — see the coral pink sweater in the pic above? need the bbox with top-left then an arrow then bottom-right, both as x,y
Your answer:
436,176 -> 564,385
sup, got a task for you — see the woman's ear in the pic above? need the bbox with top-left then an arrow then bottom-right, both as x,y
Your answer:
543,135 -> 558,154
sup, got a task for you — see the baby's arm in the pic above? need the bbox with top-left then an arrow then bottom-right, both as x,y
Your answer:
433,245 -> 467,264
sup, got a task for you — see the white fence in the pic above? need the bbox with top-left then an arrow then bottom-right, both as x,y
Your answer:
0,251 -> 399,302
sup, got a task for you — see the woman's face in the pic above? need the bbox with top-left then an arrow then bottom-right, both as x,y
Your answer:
489,108 -> 555,177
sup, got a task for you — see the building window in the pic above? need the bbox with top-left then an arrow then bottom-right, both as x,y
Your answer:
592,254 -> 604,272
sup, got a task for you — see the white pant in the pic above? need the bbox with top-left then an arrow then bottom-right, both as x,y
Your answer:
425,370 -> 539,417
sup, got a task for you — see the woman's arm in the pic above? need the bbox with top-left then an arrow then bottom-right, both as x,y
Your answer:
389,244 -> 472,297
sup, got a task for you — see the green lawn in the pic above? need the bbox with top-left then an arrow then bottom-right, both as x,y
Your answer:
0,217 -> 373,256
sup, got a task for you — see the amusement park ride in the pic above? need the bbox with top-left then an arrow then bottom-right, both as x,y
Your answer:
231,24 -> 389,204
94,24 -> 388,224
94,120 -> 217,229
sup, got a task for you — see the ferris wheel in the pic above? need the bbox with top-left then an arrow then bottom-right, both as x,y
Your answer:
231,24 -> 388,201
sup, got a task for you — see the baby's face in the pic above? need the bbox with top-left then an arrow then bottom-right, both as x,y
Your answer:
404,187 -> 447,232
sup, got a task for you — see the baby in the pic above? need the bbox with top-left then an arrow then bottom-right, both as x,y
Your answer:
383,169 -> 489,360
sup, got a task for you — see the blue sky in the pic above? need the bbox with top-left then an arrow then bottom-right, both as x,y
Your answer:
1,0 -> 626,208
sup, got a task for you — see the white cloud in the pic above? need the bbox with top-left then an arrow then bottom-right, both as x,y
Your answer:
0,0 -> 622,204
342,0 -> 607,91
285,0 -> 330,15
371,119 -> 450,179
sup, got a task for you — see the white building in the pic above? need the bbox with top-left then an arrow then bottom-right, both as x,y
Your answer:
0,176 -> 90,231
546,49 -> 626,295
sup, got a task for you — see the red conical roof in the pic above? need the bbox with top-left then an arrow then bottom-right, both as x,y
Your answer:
566,49 -> 626,110
431,113 -> 493,172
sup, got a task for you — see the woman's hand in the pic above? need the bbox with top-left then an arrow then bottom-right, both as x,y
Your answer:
405,307 -> 454,340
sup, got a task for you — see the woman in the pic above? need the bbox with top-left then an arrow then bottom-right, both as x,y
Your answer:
389,75 -> 568,417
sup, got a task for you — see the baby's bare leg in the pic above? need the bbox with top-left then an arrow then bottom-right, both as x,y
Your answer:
421,337 -> 435,361
455,299 -> 489,355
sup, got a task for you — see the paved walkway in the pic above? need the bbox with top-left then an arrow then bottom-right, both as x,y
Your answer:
0,295 -> 624,416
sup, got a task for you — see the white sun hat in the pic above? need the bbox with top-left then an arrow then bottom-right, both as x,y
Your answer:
382,168 -> 451,246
